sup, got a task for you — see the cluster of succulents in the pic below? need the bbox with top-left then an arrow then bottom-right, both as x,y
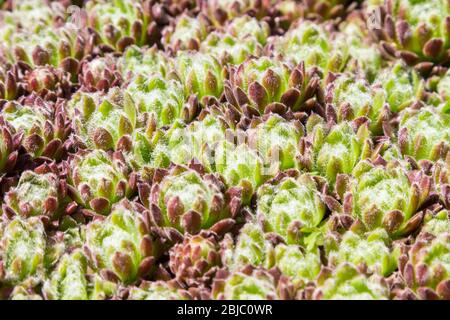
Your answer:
0,0 -> 449,301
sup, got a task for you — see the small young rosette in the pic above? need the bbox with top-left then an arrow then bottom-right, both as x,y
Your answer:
85,0 -> 159,51
127,280 -> 192,300
225,56 -> 320,114
70,87 -> 137,151
397,104 -> 450,162
225,16 -> 270,46
325,73 -> 390,135
271,20 -> 348,75
84,199 -> 162,284
79,55 -> 122,92
0,118 -> 20,174
169,230 -> 221,285
346,160 -> 431,236
125,73 -> 190,127
220,222 -> 274,271
373,62 -> 424,113
171,51 -> 225,101
1,98 -> 71,159
273,244 -> 321,289
397,232 -> 450,299
369,0 -> 450,67
256,171 -> 327,244
65,149 -> 135,215
119,45 -> 169,79
212,266 -> 294,300
162,13 -> 209,52
297,116 -> 372,190
0,216 -> 46,285
325,228 -> 397,277
4,169 -> 68,219
310,263 -> 390,300
421,210 -> 450,236
138,164 -> 241,235
43,249 -> 117,300
246,114 -> 304,174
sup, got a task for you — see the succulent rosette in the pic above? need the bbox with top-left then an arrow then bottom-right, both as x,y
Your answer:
325,229 -> 397,276
84,199 -> 162,284
226,56 -> 320,114
397,104 -> 450,161
200,0 -> 270,26
432,158 -> 450,208
311,263 -> 390,300
369,0 -> 450,67
212,266 -> 294,300
325,73 -> 389,135
23,65 -> 71,100
273,244 -> 321,289
0,118 -> 20,174
125,74 -> 188,127
0,216 -> 46,285
374,62 -> 424,113
256,171 -> 327,244
171,51 -> 225,100
272,20 -> 349,75
4,169 -> 68,219
79,55 -> 122,92
139,164 -> 241,235
169,230 -> 221,284
119,45 -> 169,79
246,114 -> 304,174
422,210 -> 450,236
214,140 -> 266,204
435,69 -> 450,101
201,32 -> 263,66
43,249 -> 117,300
397,232 -> 450,299
127,280 -> 192,300
346,160 -> 431,236
1,98 -> 71,159
0,65 -> 21,101
65,149 -> 134,215
70,87 -> 137,151
220,222 -> 274,271
162,13 -> 209,52
225,15 -> 270,45
85,0 -> 158,51
297,116 -> 372,190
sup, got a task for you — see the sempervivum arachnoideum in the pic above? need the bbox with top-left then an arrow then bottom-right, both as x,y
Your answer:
3,166 -> 69,219
325,73 -> 390,135
273,243 -> 321,291
373,62 -> 425,113
199,0 -> 271,26
325,228 -> 398,277
125,73 -> 192,127
138,163 -> 241,235
23,65 -> 72,100
84,199 -> 163,284
225,15 -> 271,45
245,114 -> 304,175
308,263 -> 390,300
270,20 -> 349,75
119,45 -> 169,79
225,56 -> 321,115
162,13 -> 210,52
79,55 -> 122,92
297,114 -> 373,190
369,0 -> 450,70
1,97 -> 71,160
344,160 -> 431,237
396,232 -> 450,300
432,158 -> 450,209
43,249 -> 117,300
212,265 -> 295,300
256,170 -> 327,245
85,0 -> 164,52
0,117 -> 20,174
397,104 -> 450,162
168,230 -> 221,285
422,210 -> 450,236
0,63 -> 23,101
220,222 -> 275,271
70,87 -> 137,151
64,149 -> 135,216
171,51 -> 226,101
0,216 -> 46,286
127,279 -> 193,300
